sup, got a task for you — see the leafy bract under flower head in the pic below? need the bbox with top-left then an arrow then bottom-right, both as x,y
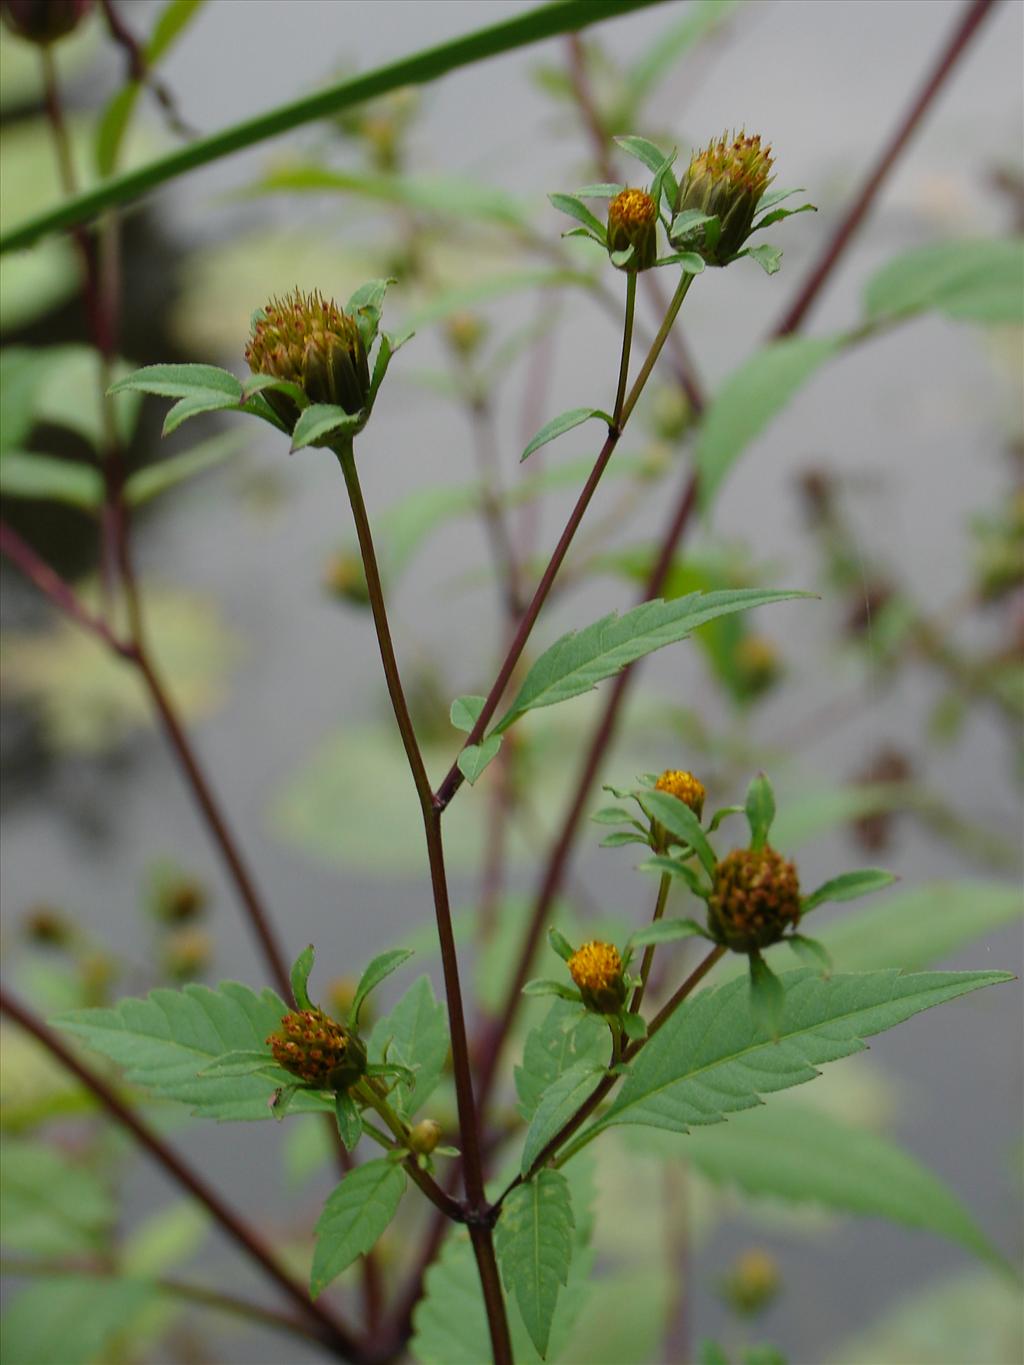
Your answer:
708,844 -> 801,951
655,768 -> 706,818
245,288 -> 370,429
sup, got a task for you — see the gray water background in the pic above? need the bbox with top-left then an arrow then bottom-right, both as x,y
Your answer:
2,1 -> 1023,1361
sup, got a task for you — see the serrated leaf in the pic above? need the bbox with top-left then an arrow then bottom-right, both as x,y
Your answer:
457,734 -> 502,784
548,192 -> 607,242
52,981 -> 324,1121
638,789 -> 716,875
310,1159 -> 405,1296
0,451 -> 103,509
290,944 -> 315,1010
369,976 -> 449,1116
521,1060 -> 605,1174
580,969 -> 1012,1142
684,1101 -> 1005,1268
334,1092 -> 363,1151
350,949 -> 414,1026
290,403 -> 361,452
496,1170 -> 575,1358
1,1139 -> 113,1256
802,868 -> 897,914
495,589 -> 807,732
745,772 -> 775,850
695,337 -> 841,510
864,238 -> 1024,325
521,406 -> 612,462
108,363 -> 242,401
0,1277 -> 154,1365
629,918 -> 708,947
123,431 -> 245,505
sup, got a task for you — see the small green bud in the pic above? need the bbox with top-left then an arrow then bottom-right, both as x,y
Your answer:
409,1119 -> 443,1155
707,846 -> 801,952
162,927 -> 213,982
676,131 -> 774,265
720,1248 -> 782,1317
607,188 -> 659,272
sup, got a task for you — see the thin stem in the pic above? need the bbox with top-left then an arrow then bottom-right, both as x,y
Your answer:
0,989 -> 362,1362
0,523 -> 128,655
355,1080 -> 466,1221
773,0 -> 1000,337
641,944 -> 726,1044
612,272 -> 637,424
630,871 -> 671,1014
468,1225 -> 514,1365
435,269 -> 694,813
1,1260 -> 326,1349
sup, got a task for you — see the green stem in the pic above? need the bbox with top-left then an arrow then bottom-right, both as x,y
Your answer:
630,871 -> 671,1014
612,272 -> 637,425
620,270 -> 695,426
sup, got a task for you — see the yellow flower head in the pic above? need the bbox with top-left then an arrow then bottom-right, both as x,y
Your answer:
676,131 -> 774,264
655,768 -> 706,818
568,940 -> 626,1013
607,188 -> 659,272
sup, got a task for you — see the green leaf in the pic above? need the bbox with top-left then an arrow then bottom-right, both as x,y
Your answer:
334,1092 -> 363,1151
802,868 -> 897,914
291,944 -> 316,1011
310,1159 -> 406,1297
580,969 -> 1012,1142
864,238 -> 1024,325
639,855 -> 710,899
548,193 -> 607,242
600,831 -> 650,848
638,789 -> 716,875
515,1003 -> 607,1121
123,431 -> 245,505
350,949 -> 414,1027
0,1277 -> 154,1365
684,1101 -> 1006,1269
574,183 -> 623,198
629,918 -> 708,947
521,406 -> 612,462
1,1139 -> 112,1256
495,589 -> 807,732
240,372 -> 307,406
548,927 -> 576,962
522,979 -> 582,1002
748,953 -> 784,1037
369,975 -> 449,1116
744,242 -> 783,274
496,1170 -> 575,1359
0,451 -> 103,510
108,363 -> 242,401
521,1060 -> 605,1174
52,981 -> 323,1122
162,391 -> 241,436
786,934 -> 832,977
290,403 -> 360,452
614,135 -> 678,201
590,804 -> 640,826
750,203 -> 816,231
197,1049 -> 278,1078
755,186 -> 808,214
745,771 -> 775,850
695,337 -> 841,509
457,734 -> 502,784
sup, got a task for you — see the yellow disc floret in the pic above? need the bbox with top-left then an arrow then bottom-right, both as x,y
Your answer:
655,768 -> 706,818
676,130 -> 774,265
607,188 -> 659,272
568,940 -> 627,1013
267,1008 -> 367,1090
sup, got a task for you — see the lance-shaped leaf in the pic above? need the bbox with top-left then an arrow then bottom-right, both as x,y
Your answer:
548,193 -> 607,242
745,772 -> 775,851
123,431 -> 246,506
748,952 -> 784,1037
107,363 -> 242,402
515,1001 -> 608,1120
615,135 -> 678,200
334,1092 -> 363,1151
494,589 -> 808,733
350,949 -> 414,1026
521,1060 -> 606,1175
496,1170 -> 576,1359
162,391 -> 241,436
639,855 -> 710,899
369,975 -> 449,1117
0,452 -> 104,510
290,403 -> 362,453
638,789 -> 716,876
576,968 -> 1012,1145
629,918 -> 709,947
521,406 -> 613,462
801,868 -> 897,914
290,944 -> 316,1010
310,1160 -> 406,1296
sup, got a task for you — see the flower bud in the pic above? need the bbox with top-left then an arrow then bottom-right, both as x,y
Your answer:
607,188 -> 659,272
21,904 -> 73,947
267,1009 -> 367,1091
568,940 -> 627,1014
651,768 -> 706,852
676,132 -> 774,265
323,551 -> 370,606
245,290 -> 370,432
147,861 -> 207,924
707,846 -> 800,951
734,635 -> 782,699
409,1119 -> 443,1155
720,1248 -> 782,1317
1,0 -> 91,44
444,312 -> 487,360
162,927 -> 213,982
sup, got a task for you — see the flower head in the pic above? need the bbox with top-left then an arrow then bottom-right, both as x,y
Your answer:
707,845 -> 800,951
267,1008 -> 367,1091
245,289 -> 370,432
568,940 -> 627,1013
655,768 -> 706,818
607,188 -> 659,272
676,132 -> 774,265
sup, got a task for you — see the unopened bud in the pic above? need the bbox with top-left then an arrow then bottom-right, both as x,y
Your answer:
676,131 -> 774,265
21,904 -> 73,947
409,1119 -> 442,1155
721,1248 -> 782,1317
267,1009 -> 367,1091
323,551 -> 370,606
568,940 -> 627,1014
162,927 -> 213,982
607,188 -> 658,272
444,312 -> 487,359
708,846 -> 800,952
